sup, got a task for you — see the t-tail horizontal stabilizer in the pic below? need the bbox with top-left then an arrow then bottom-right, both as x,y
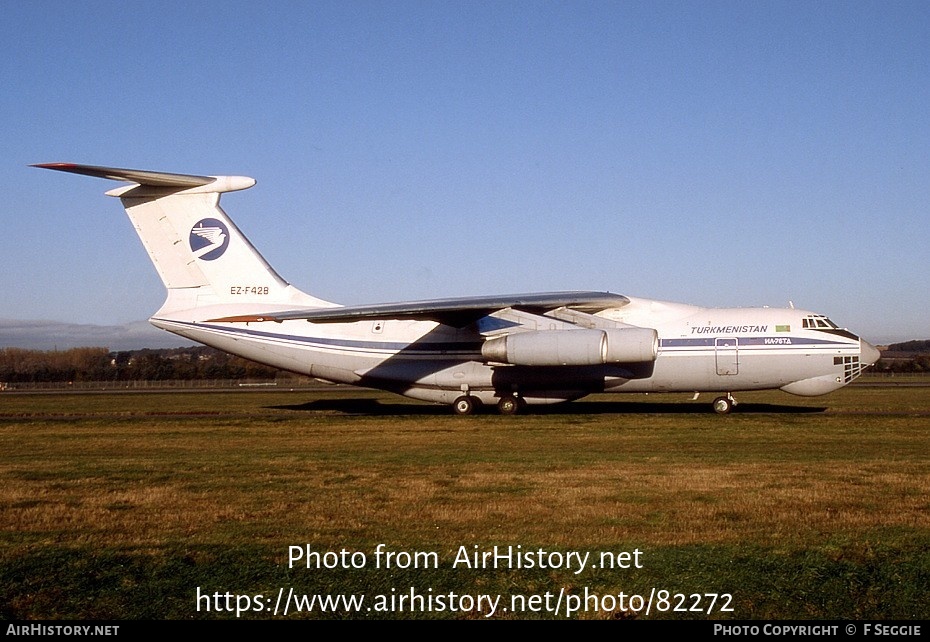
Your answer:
32,163 -> 256,194
34,162 -> 333,312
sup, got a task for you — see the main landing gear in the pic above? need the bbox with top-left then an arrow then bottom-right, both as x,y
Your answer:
452,395 -> 481,416
712,394 -> 737,415
451,394 -> 525,415
496,394 -> 525,416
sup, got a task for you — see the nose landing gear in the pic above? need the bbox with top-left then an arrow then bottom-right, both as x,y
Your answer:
712,394 -> 737,415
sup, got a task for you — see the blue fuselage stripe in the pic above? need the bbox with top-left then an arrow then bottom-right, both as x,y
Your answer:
660,337 -> 854,348
161,319 -> 856,357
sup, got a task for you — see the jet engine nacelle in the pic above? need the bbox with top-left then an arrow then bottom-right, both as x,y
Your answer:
481,328 -> 658,366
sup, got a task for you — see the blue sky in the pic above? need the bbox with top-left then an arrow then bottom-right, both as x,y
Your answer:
2,1 -> 928,347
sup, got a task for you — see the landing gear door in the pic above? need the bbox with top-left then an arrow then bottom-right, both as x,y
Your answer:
715,337 -> 739,375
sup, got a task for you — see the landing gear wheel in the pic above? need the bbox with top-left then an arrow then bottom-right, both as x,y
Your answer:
497,395 -> 523,415
452,395 -> 478,416
713,396 -> 734,415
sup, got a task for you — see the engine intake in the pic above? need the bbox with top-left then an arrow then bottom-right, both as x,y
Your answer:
481,328 -> 658,366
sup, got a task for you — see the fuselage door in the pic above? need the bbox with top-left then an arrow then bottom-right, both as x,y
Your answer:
715,337 -> 739,375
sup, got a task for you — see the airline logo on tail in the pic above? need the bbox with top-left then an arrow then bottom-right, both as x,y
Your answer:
190,219 -> 229,260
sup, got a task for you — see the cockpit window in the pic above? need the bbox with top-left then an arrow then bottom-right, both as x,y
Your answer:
802,315 -> 838,330
800,314 -> 858,339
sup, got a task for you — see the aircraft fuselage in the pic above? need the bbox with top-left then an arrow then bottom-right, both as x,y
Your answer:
151,295 -> 877,410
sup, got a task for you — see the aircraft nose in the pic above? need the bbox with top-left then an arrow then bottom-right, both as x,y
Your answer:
860,340 -> 881,366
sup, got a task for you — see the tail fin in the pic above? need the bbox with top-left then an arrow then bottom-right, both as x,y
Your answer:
34,163 -> 334,314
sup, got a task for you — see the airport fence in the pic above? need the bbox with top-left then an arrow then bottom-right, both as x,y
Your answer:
0,378 -> 337,392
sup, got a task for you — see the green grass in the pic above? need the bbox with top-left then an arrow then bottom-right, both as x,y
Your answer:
1,385 -> 929,619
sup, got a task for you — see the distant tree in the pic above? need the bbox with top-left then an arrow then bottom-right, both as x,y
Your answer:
888,340 -> 930,354
0,347 -> 110,382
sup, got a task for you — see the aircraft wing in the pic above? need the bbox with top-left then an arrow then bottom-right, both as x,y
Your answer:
209,291 -> 629,326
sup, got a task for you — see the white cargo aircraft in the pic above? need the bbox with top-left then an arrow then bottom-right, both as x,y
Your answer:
36,163 -> 880,415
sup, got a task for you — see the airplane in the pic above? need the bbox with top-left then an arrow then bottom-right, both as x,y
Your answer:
34,162 -> 881,415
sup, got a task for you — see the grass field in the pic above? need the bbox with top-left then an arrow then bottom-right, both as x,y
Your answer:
1,384 -> 929,620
